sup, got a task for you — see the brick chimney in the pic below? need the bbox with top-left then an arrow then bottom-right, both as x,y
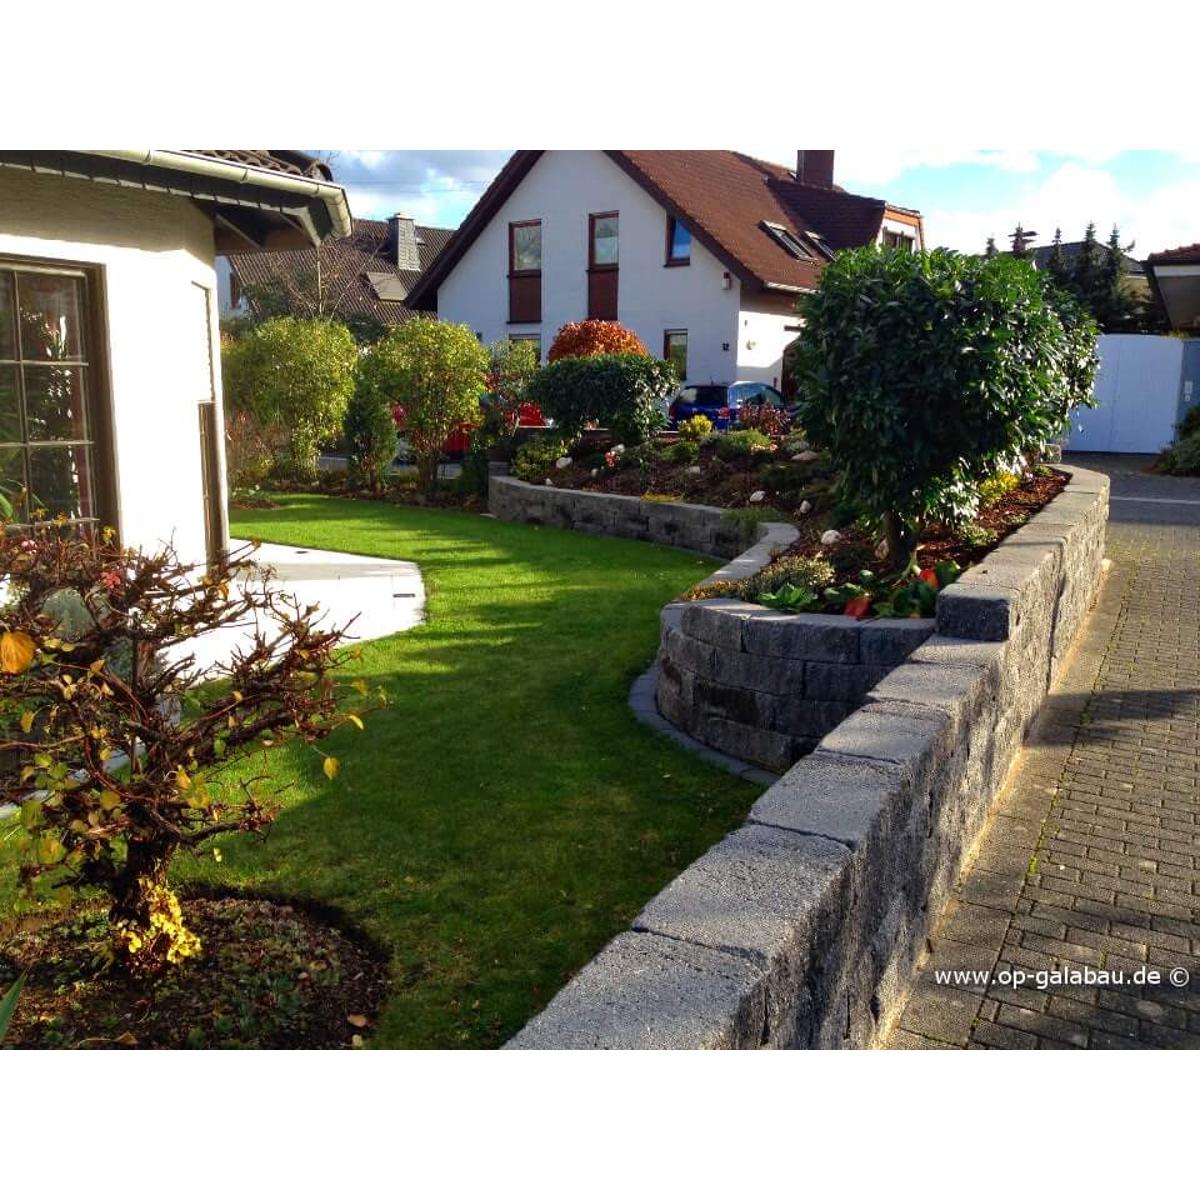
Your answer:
796,150 -> 835,189
388,213 -> 420,271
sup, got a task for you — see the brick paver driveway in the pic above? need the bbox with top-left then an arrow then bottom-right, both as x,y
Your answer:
888,454 -> 1200,1049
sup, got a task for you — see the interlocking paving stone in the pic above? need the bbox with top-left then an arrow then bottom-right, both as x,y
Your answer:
887,455 -> 1200,1050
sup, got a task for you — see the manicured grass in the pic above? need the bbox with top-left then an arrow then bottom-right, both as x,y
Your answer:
2,496 -> 756,1048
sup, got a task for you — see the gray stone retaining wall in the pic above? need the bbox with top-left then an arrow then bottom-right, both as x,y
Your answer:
507,465 -> 1110,1048
488,474 -> 770,560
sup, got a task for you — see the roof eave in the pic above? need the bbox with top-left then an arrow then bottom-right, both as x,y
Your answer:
0,149 -> 353,246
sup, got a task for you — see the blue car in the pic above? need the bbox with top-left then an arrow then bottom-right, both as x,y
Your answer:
667,381 -> 791,431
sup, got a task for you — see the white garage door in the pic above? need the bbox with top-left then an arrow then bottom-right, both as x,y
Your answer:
1065,334 -> 1183,454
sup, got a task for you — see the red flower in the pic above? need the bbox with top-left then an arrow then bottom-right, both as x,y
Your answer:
917,568 -> 940,591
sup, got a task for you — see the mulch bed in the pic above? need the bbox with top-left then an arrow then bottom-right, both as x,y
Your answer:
777,467 -> 1069,589
0,895 -> 390,1049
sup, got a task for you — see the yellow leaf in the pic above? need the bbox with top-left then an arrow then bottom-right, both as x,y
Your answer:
346,1013 -> 369,1028
99,789 -> 121,811
212,847 -> 223,863
351,678 -> 368,697
0,630 -> 36,675
176,766 -> 192,791
19,709 -> 34,734
88,658 -> 106,675
322,756 -> 340,781
346,713 -> 364,731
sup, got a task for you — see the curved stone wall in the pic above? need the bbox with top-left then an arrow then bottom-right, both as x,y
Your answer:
506,465 -> 1111,1049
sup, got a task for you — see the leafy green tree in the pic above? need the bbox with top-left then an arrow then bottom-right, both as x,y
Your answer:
791,246 -> 1099,569
222,317 -> 358,480
343,385 -> 398,494
357,317 -> 489,496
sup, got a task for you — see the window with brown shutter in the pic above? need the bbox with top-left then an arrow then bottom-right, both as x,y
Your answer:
508,220 -> 542,324
587,212 -> 618,320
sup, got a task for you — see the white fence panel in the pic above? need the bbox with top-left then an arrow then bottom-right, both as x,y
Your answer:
1065,334 -> 1183,454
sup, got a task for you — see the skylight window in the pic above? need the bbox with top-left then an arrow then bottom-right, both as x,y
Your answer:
760,221 -> 811,260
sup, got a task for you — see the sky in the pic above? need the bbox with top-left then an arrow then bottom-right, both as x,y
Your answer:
324,149 -> 1200,258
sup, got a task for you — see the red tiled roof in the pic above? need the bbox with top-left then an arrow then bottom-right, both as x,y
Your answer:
228,218 -> 454,327
407,150 -> 915,309
1147,243 -> 1200,265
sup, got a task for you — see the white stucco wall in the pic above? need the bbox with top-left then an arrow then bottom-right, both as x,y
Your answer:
735,291 -> 804,386
0,168 -> 224,564
434,151 -> 743,384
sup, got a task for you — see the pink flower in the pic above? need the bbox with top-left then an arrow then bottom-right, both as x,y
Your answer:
99,568 -> 122,590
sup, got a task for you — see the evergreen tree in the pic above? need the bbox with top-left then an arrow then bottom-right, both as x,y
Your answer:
984,236 -> 998,259
1046,227 -> 1070,290
1073,222 -> 1100,307
1008,224 -> 1036,260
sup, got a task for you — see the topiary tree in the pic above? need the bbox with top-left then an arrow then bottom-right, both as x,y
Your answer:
357,317 -> 489,496
222,317 -> 358,480
0,525 -> 375,973
547,319 -> 648,362
792,246 -> 1099,569
525,353 -> 677,444
343,385 -> 398,494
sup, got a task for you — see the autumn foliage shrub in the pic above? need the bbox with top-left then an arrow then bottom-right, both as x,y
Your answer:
0,525 -> 375,972
547,319 -> 648,362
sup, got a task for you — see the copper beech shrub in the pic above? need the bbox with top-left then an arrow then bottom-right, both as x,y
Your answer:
546,319 -> 648,362
0,525 -> 381,972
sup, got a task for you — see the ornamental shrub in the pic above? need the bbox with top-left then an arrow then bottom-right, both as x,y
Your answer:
0,527 -> 372,972
221,317 -> 358,480
547,319 -> 648,362
791,246 -> 1098,568
677,414 -> 713,444
525,353 -> 676,444
357,317 -> 489,496
343,386 -> 397,494
714,429 -> 773,461
512,434 -> 570,483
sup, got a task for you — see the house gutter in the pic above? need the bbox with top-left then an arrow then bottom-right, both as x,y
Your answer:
89,150 -> 354,242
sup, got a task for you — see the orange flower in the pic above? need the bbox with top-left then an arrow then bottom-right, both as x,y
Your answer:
917,568 -> 940,590
843,594 -> 873,619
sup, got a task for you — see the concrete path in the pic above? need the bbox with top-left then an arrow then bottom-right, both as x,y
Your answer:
184,539 -> 425,676
888,455 -> 1200,1049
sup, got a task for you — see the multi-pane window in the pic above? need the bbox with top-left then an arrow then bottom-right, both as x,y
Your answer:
882,229 -> 916,252
663,329 -> 688,380
666,216 -> 691,265
0,263 -> 105,530
587,212 -> 619,320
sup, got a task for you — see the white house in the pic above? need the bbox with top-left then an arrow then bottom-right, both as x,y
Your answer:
406,150 -> 924,390
0,150 -> 350,565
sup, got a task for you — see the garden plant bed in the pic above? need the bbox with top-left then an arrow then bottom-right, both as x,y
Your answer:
0,895 -> 389,1049
748,466 -> 1068,595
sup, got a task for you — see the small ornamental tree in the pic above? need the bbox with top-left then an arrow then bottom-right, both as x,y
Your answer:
0,526 -> 375,972
526,353 -> 677,444
343,385 -> 398,494
485,337 -> 541,431
222,317 -> 358,480
791,246 -> 1099,569
357,317 -> 489,496
547,319 -> 648,362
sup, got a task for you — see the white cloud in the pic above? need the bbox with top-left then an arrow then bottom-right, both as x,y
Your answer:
924,163 -> 1200,255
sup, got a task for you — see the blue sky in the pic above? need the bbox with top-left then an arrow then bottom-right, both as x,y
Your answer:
326,150 -> 1200,258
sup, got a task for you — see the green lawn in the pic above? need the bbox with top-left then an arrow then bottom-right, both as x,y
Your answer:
3,495 -> 755,1047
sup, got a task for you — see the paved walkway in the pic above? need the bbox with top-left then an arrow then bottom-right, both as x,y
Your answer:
888,455 -> 1200,1049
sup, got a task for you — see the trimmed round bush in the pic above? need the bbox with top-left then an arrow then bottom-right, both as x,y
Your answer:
791,246 -> 1098,566
547,319 -> 648,362
525,353 -> 676,444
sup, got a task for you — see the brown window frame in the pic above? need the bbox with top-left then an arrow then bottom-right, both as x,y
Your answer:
0,253 -> 118,538
665,215 -> 691,267
588,211 -> 619,272
663,328 -> 688,380
507,220 -> 542,324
